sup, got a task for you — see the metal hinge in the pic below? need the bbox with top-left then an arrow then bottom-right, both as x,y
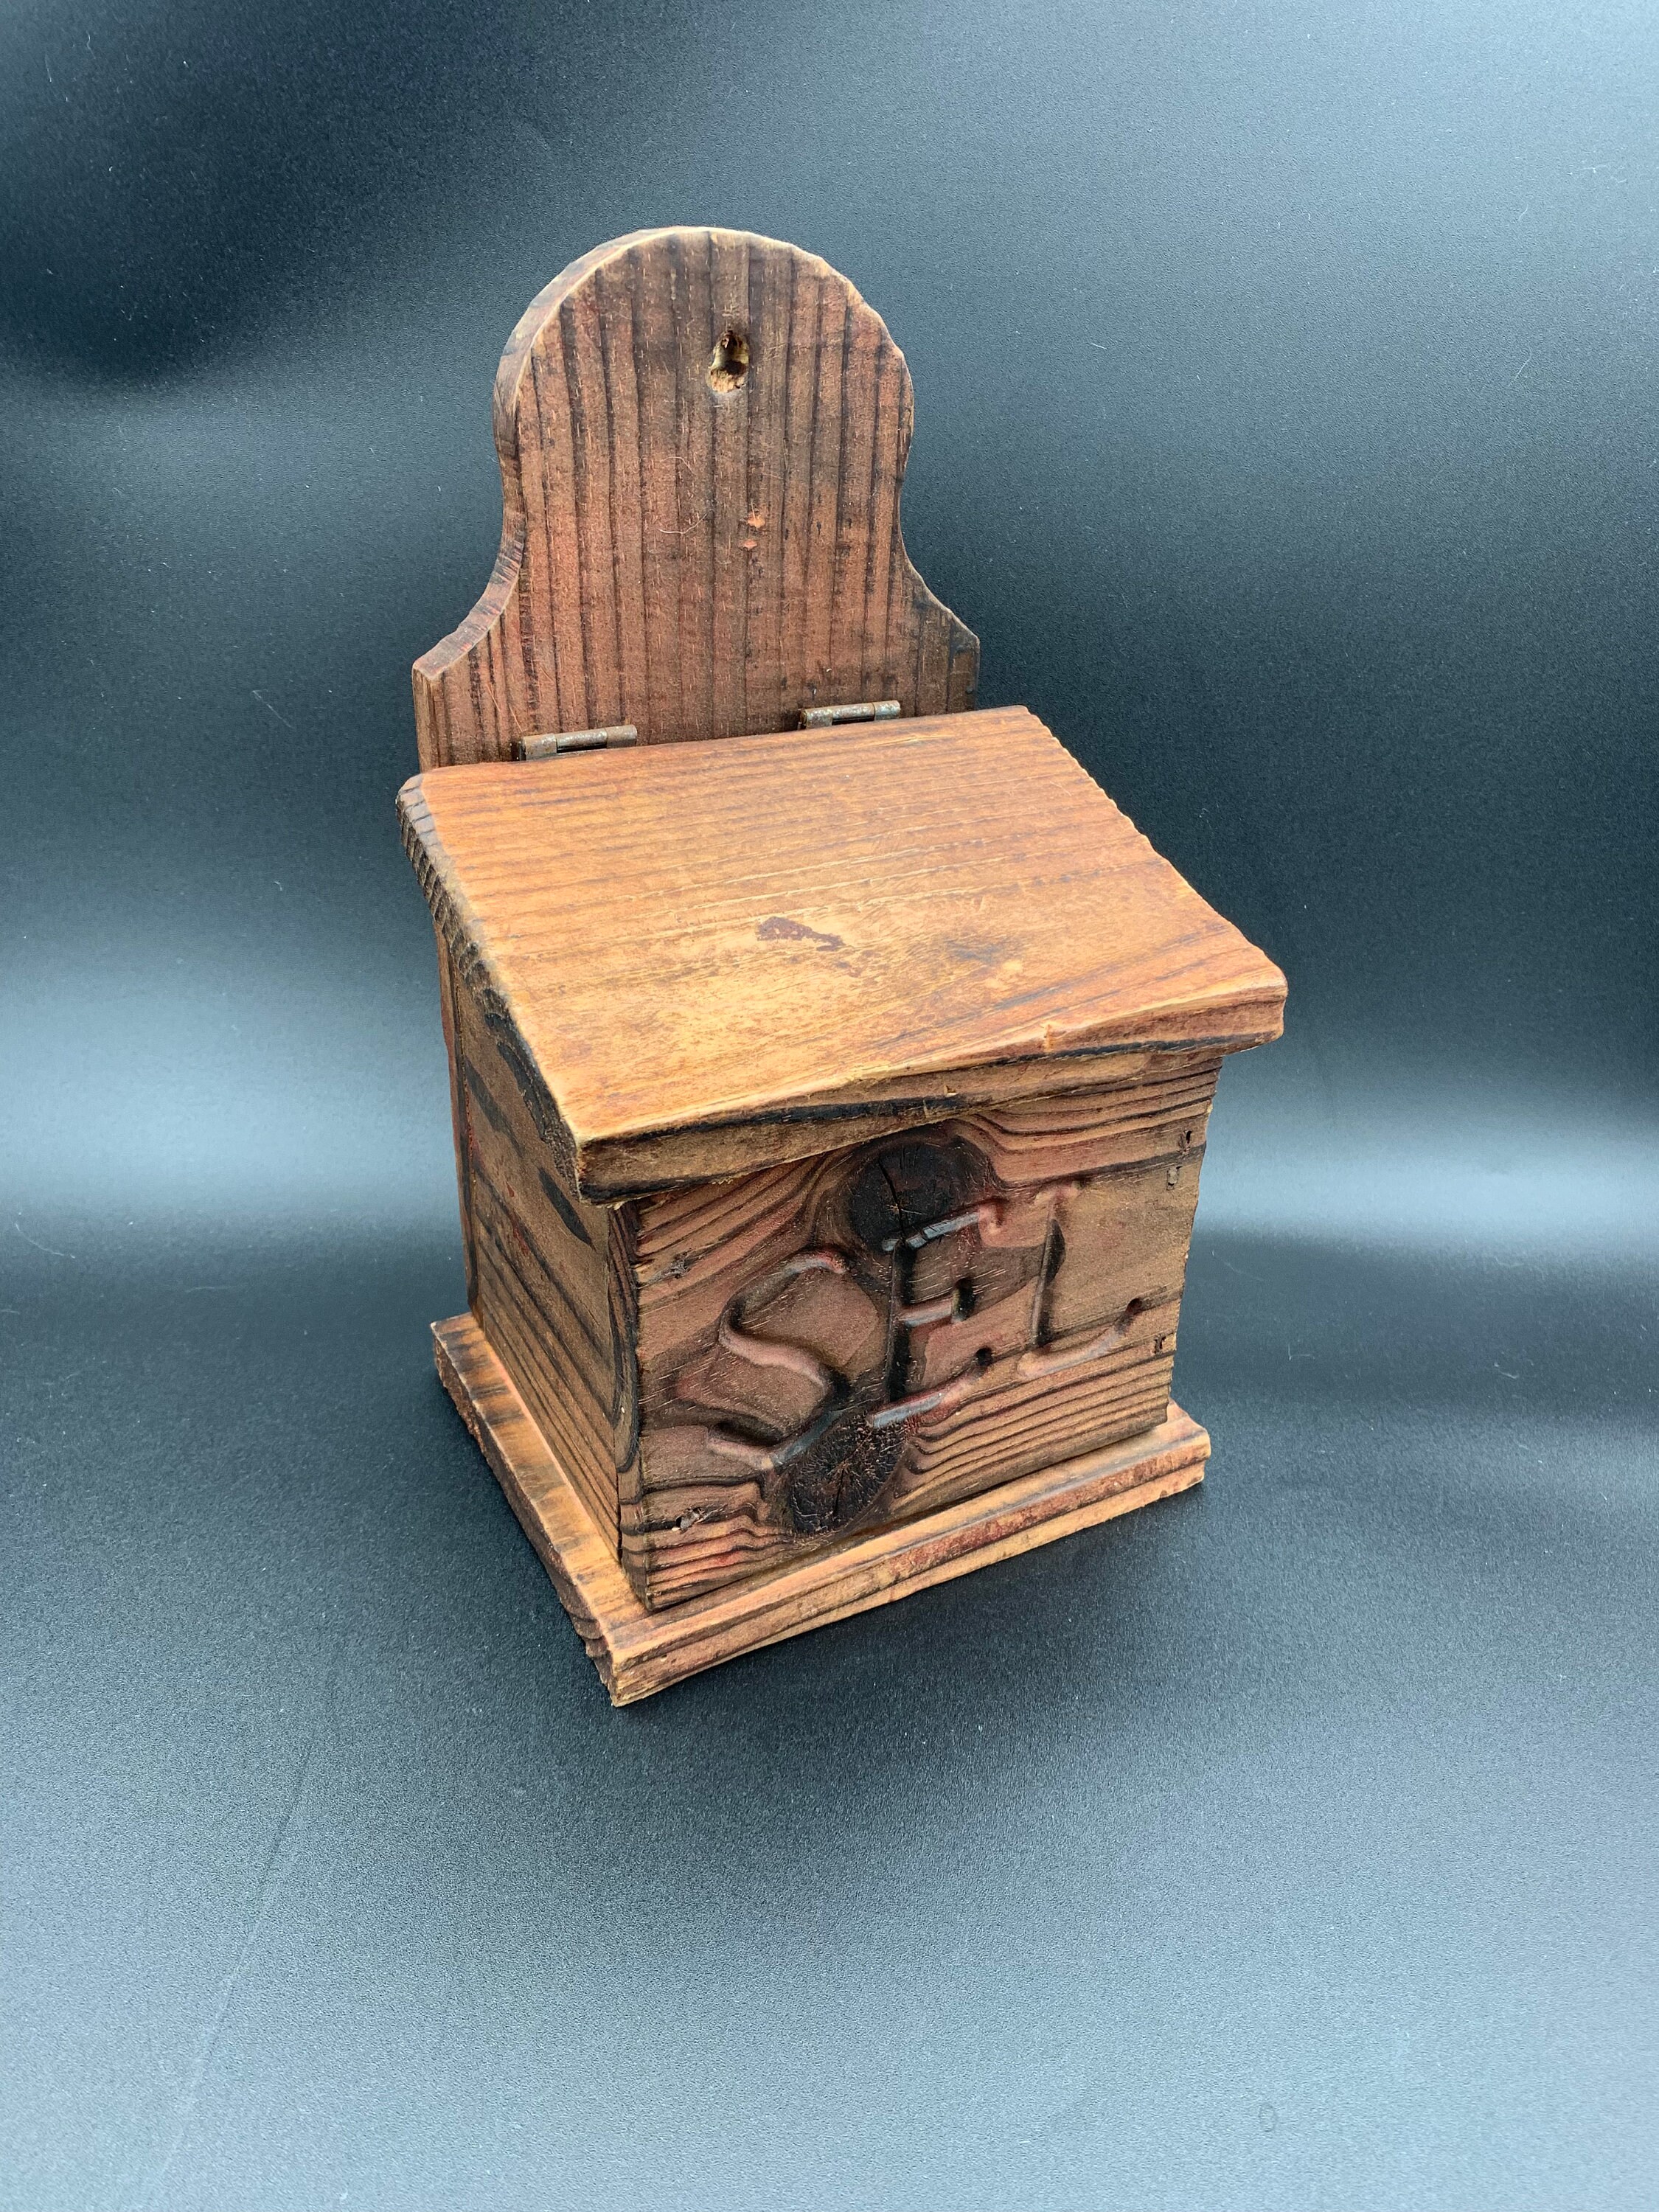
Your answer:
512,703 -> 900,756
515,723 -> 639,759
797,699 -> 902,729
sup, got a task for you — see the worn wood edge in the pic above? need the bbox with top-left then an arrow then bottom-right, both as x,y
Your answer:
567,1013 -> 1283,1199
397,781 -> 585,1178
410,225 -> 979,765
434,1311 -> 1210,1705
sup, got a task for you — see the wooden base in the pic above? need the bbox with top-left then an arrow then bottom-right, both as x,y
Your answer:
434,1313 -> 1211,1705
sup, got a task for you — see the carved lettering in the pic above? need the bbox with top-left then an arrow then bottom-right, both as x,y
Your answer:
659,1135 -> 1149,1540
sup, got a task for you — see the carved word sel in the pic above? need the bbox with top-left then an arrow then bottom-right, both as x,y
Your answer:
666,1137 -> 1157,1537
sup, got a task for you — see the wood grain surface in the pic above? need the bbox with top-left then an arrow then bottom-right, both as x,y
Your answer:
399,706 -> 1287,1199
447,965 -> 633,1548
434,1311 -> 1210,1705
411,226 -> 978,768
624,1058 -> 1219,1606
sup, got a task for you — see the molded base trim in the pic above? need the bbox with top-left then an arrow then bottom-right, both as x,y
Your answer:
433,1312 -> 1210,1705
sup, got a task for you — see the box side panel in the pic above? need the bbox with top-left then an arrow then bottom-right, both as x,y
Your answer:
450,973 -> 626,1547
627,1051 -> 1220,1608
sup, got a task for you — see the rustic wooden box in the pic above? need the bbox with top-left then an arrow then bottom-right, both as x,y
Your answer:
400,228 -> 1284,1702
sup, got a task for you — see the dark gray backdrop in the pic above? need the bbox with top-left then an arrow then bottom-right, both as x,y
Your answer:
3,2 -> 1655,2206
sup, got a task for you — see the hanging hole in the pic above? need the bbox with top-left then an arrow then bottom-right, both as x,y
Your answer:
708,324 -> 749,393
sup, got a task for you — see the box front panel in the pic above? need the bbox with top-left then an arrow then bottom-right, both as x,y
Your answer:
627,1053 -> 1222,1607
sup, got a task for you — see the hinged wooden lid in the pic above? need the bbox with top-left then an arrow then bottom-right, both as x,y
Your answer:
400,706 -> 1286,1200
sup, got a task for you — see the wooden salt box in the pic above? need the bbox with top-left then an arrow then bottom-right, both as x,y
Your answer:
400,227 -> 1285,1703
